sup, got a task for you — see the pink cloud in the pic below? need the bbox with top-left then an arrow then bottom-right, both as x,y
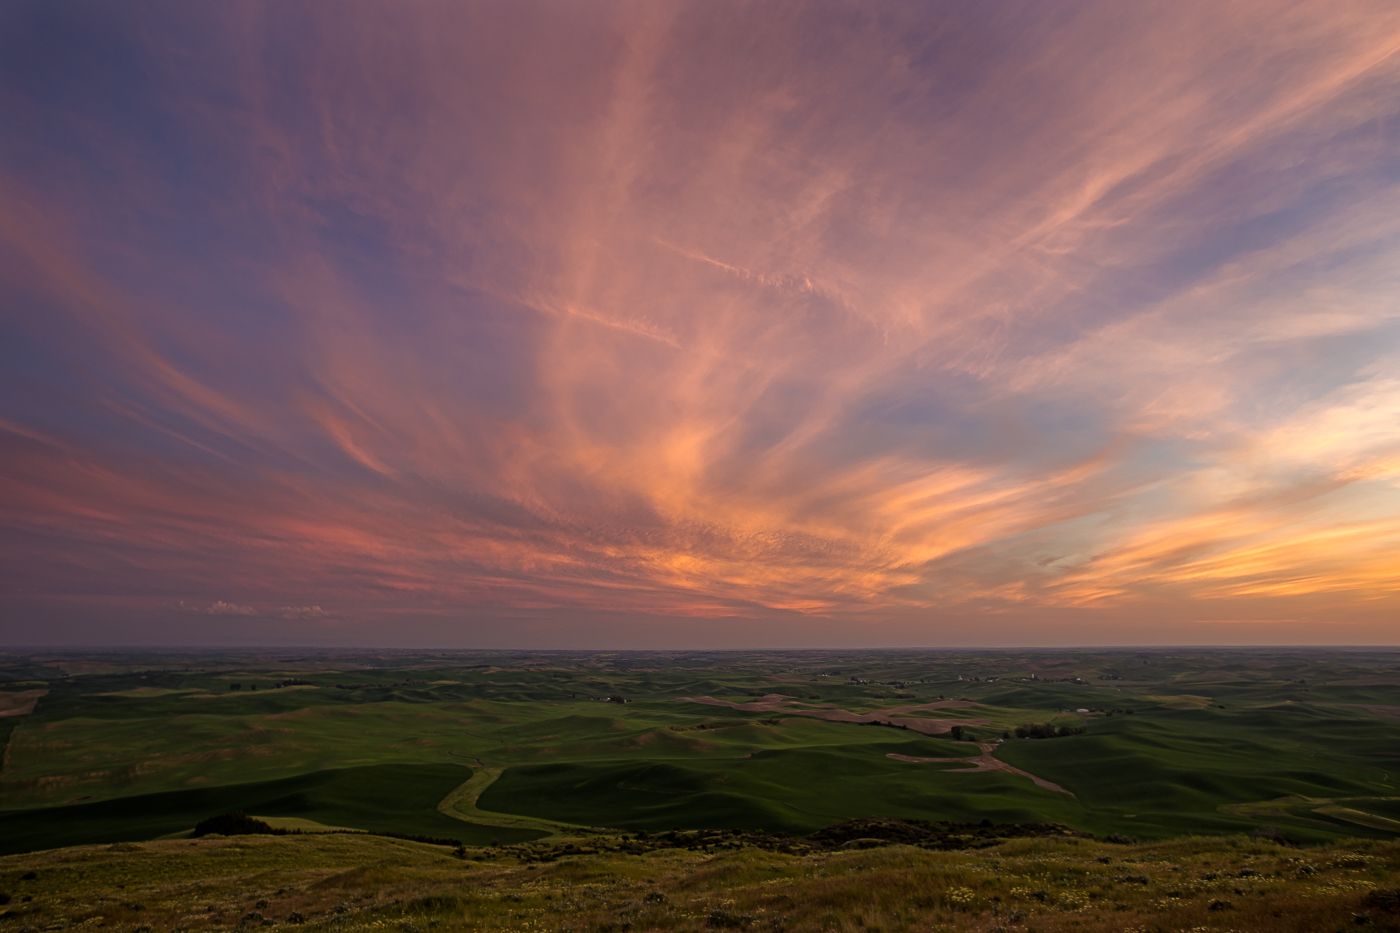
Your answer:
4,1 -> 1400,645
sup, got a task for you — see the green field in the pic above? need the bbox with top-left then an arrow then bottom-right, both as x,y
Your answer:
0,764 -> 543,853
2,648 -> 1400,855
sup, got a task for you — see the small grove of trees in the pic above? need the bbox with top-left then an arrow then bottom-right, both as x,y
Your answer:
1015,722 -> 1086,739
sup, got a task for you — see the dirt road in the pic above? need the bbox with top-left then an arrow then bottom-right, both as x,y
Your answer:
887,742 -> 1074,795
1346,704 -> 1400,719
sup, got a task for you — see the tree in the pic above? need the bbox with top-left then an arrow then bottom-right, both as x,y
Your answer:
193,811 -> 276,837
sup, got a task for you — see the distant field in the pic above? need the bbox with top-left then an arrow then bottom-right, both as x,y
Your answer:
479,745 -> 1080,833
2,648 -> 1399,854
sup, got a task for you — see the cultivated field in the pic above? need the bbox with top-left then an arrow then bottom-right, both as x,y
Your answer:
2,648 -> 1399,855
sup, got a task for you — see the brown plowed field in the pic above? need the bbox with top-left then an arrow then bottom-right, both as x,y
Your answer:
673,694 -> 990,736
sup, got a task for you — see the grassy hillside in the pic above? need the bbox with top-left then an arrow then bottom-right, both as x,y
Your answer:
1,829 -> 1397,933
0,764 -> 544,855
480,744 -> 1081,834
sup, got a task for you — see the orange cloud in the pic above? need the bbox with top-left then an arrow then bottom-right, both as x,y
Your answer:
5,1 -> 1400,643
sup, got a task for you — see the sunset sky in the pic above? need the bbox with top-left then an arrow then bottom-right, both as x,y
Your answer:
4,1 -> 1400,647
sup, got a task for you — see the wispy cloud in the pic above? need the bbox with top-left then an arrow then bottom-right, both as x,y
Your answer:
4,1 -> 1400,644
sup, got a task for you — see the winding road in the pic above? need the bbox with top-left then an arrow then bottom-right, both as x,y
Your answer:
887,743 -> 1074,795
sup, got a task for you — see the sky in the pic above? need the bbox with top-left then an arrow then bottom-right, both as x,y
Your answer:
4,1 -> 1400,648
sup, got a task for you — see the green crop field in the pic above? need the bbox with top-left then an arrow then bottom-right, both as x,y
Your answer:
3,648 -> 1400,857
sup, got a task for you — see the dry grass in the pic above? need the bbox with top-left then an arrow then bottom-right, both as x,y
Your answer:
1,832 -> 1397,933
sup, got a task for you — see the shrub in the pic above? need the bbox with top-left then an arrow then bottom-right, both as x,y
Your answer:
365,830 -> 462,847
1014,723 -> 1085,739
1363,889 -> 1400,914
193,812 -> 277,837
706,908 -> 755,928
1249,826 -> 1294,845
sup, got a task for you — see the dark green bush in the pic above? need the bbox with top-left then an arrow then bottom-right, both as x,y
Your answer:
193,811 -> 277,837
1014,723 -> 1086,739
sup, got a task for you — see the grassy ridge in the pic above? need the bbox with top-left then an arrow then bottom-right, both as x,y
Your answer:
0,830 -> 1396,933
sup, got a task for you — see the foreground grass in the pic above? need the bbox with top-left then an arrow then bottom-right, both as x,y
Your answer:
2,832 -> 1397,933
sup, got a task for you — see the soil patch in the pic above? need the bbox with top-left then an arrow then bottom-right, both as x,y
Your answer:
674,695 -> 989,736
0,689 -> 48,717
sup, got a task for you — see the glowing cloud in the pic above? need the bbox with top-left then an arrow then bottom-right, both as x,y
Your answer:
3,1 -> 1400,645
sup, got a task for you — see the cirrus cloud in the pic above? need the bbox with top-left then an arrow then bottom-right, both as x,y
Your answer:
4,1 -> 1400,646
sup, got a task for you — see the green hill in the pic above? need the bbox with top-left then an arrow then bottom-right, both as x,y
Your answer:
0,764 -> 543,855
